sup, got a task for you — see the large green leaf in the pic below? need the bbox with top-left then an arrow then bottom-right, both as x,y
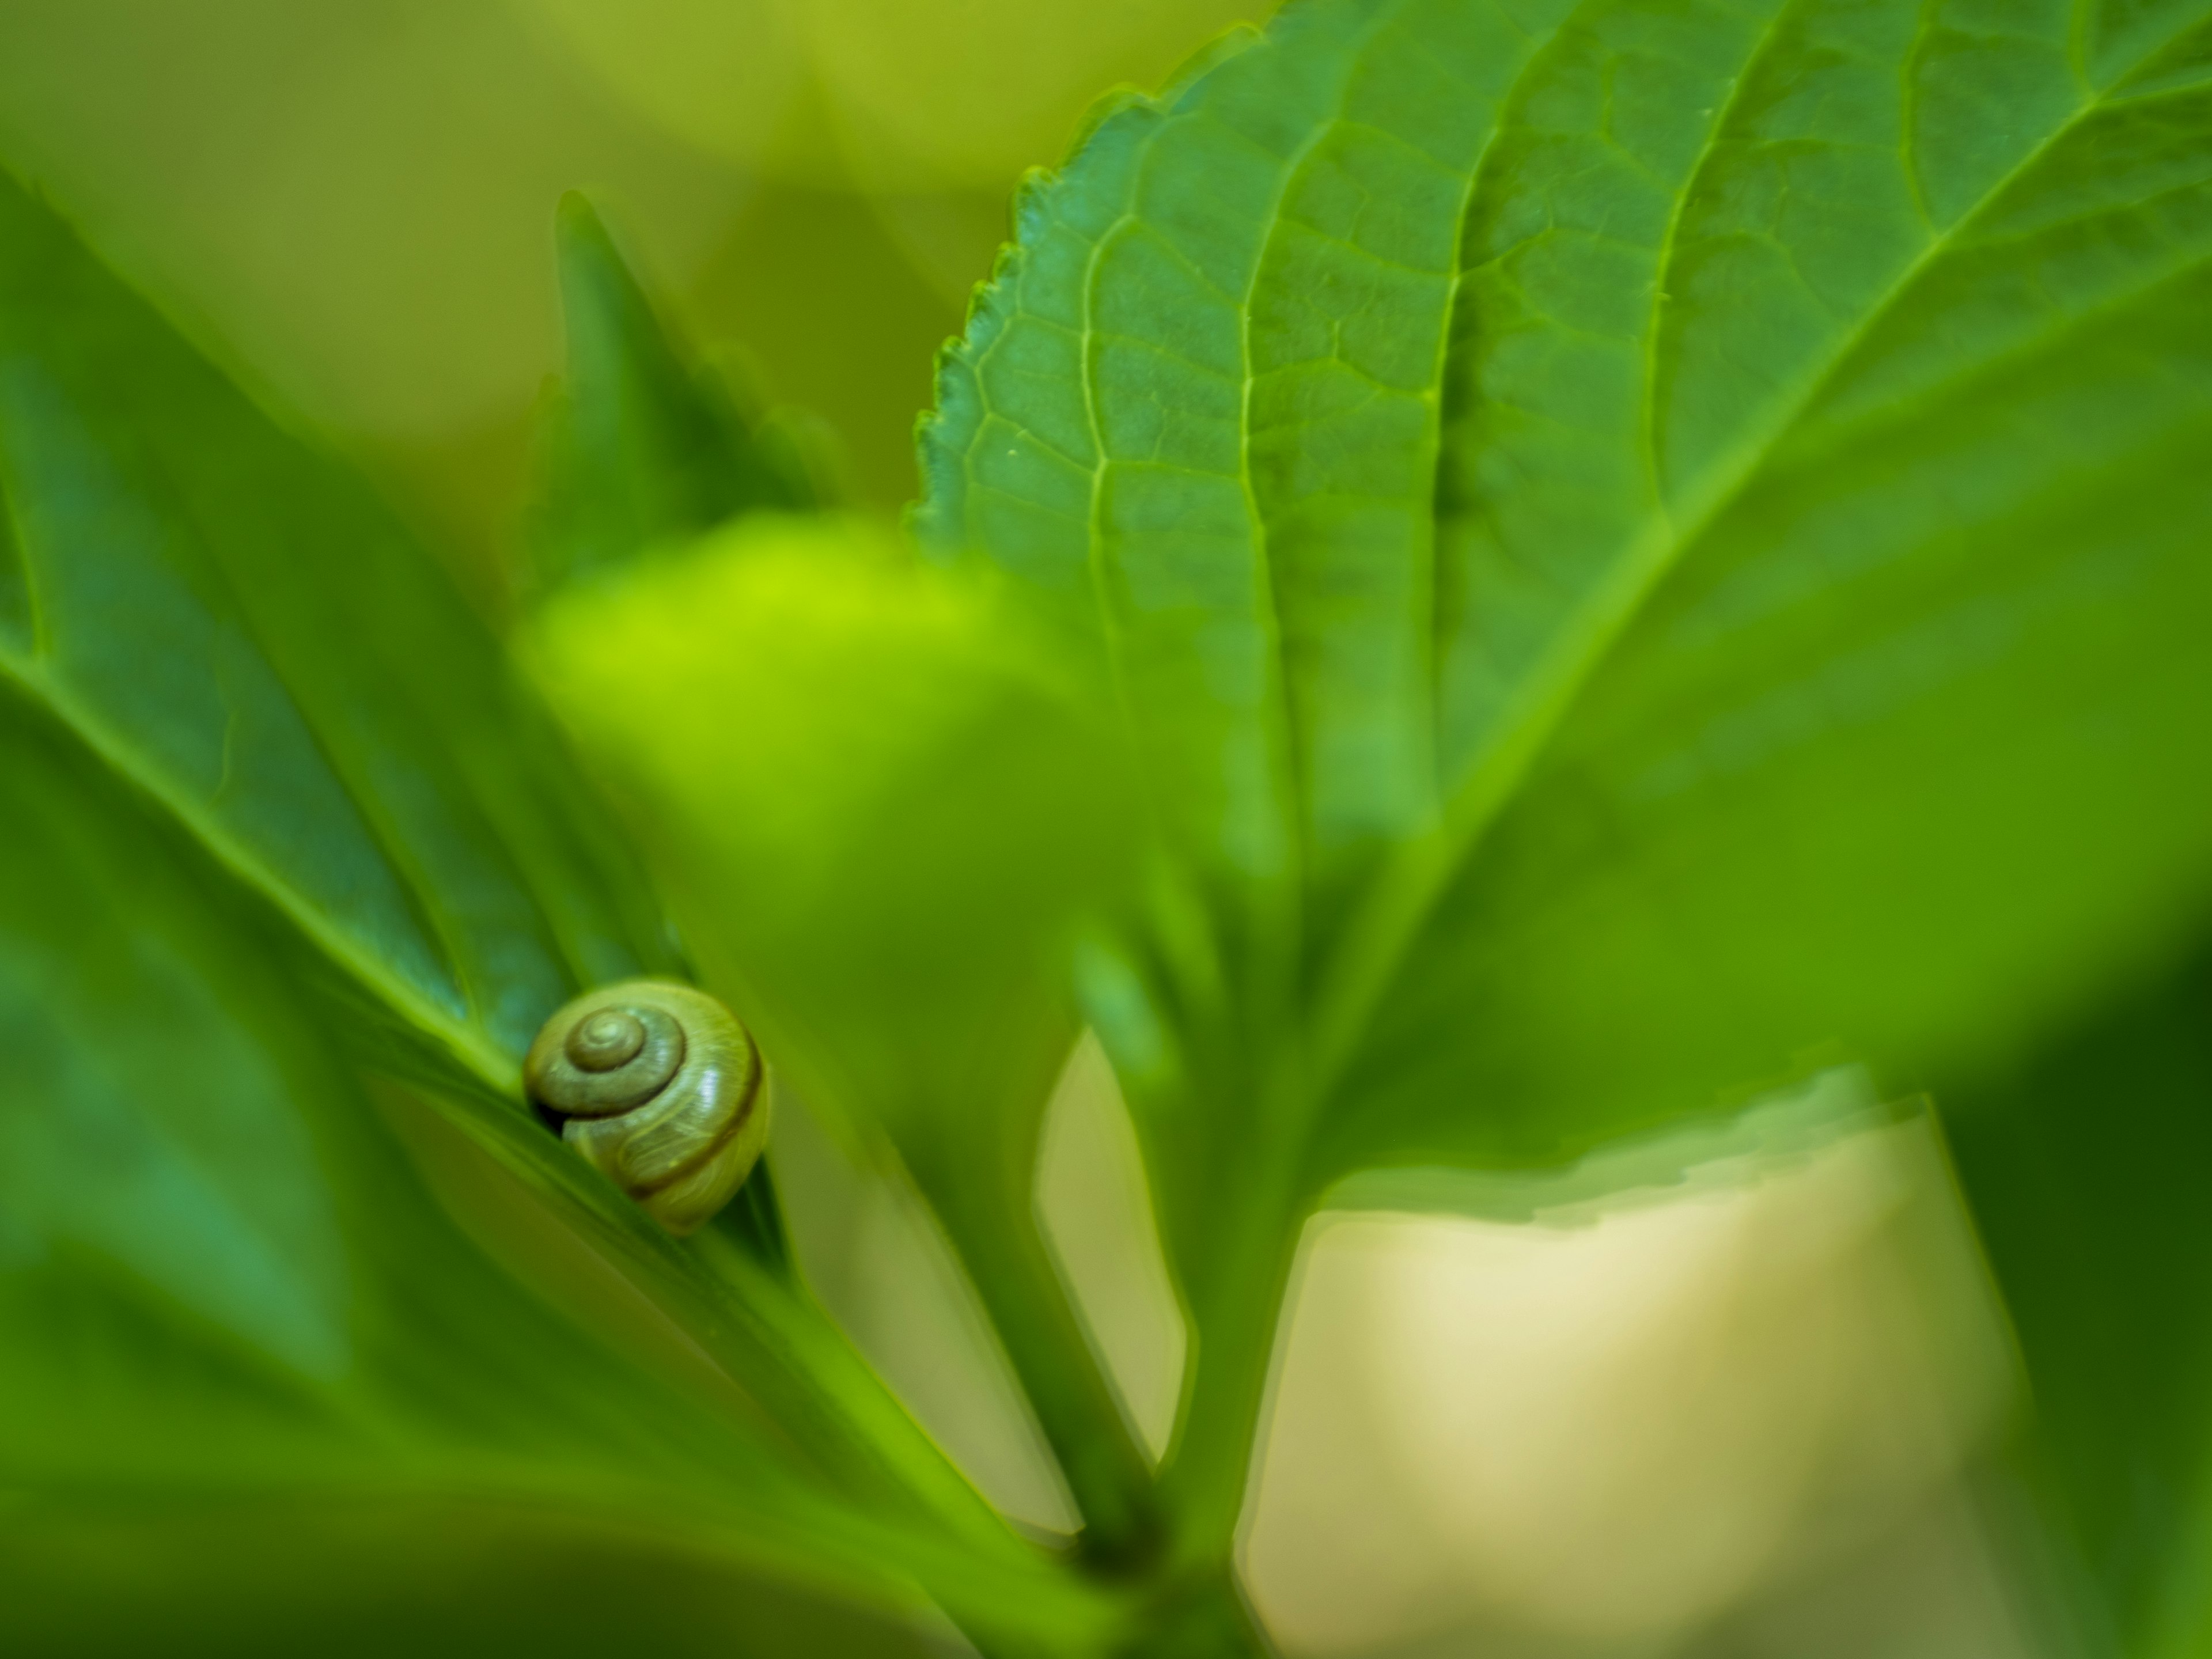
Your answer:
0,170 -> 1108,1646
0,695 -> 1092,1654
918,0 -> 2212,1575
0,168 -> 675,1094
1327,0 -> 2212,1174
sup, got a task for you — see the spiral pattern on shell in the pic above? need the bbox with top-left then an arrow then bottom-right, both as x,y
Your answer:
524,979 -> 767,1236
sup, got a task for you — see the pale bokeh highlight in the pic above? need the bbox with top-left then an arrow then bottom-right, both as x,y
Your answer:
1035,1031 -> 1190,1463
1241,1075 -> 2033,1657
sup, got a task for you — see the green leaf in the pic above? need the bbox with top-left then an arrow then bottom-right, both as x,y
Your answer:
0,168 -> 677,1098
0,692 -> 1118,1654
918,0 -> 2212,1574
0,699 -> 873,1605
1323,0 -> 2212,1177
526,192 -> 825,594
0,171 -> 1116,1644
525,515 -> 1163,1553
1942,937 -> 2212,1659
1,1498 -> 963,1659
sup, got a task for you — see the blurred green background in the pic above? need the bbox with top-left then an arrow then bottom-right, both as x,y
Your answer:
0,0 -> 1257,615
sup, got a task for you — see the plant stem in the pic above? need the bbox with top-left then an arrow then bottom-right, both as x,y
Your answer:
1156,1183 -> 1305,1573
938,1186 -> 1165,1562
1122,1560 -> 1275,1658
887,1005 -> 1168,1564
1135,1044 -> 1316,1636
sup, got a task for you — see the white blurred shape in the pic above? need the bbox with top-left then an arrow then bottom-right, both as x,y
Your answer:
1242,1072 -> 2024,1656
1034,1031 -> 1188,1462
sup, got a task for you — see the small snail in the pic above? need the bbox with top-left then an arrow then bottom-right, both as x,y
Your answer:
524,979 -> 768,1236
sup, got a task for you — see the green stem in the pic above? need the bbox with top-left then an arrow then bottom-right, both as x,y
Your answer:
683,1217 -> 1022,1558
944,1190 -> 1165,1563
879,995 -> 1168,1564
1156,1181 -> 1305,1574
1139,1046 -> 1315,1625
1120,1560 -> 1273,1658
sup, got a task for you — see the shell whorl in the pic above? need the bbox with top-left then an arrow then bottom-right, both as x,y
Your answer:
524,979 -> 767,1236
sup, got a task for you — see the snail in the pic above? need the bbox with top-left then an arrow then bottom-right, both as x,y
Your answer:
524,979 -> 768,1236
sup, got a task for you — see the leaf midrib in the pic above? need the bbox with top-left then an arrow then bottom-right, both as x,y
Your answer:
1302,0 -> 2191,1123
0,335 -> 544,1104
1084,0 -> 1414,915
0,652 -> 519,1101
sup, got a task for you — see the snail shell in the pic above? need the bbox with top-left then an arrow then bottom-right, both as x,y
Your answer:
524,979 -> 767,1236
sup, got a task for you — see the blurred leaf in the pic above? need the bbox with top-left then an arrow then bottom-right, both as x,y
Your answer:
685,181 -> 965,509
1942,938 -> 2212,1659
525,515 -> 1162,1551
918,0 -> 2212,1565
0,1497 -> 958,1659
526,192 -> 823,594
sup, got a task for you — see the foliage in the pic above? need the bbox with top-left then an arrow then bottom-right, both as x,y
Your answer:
3,0 -> 2211,1653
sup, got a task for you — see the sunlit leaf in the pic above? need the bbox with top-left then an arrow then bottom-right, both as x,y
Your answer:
918,0 -> 2212,1584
